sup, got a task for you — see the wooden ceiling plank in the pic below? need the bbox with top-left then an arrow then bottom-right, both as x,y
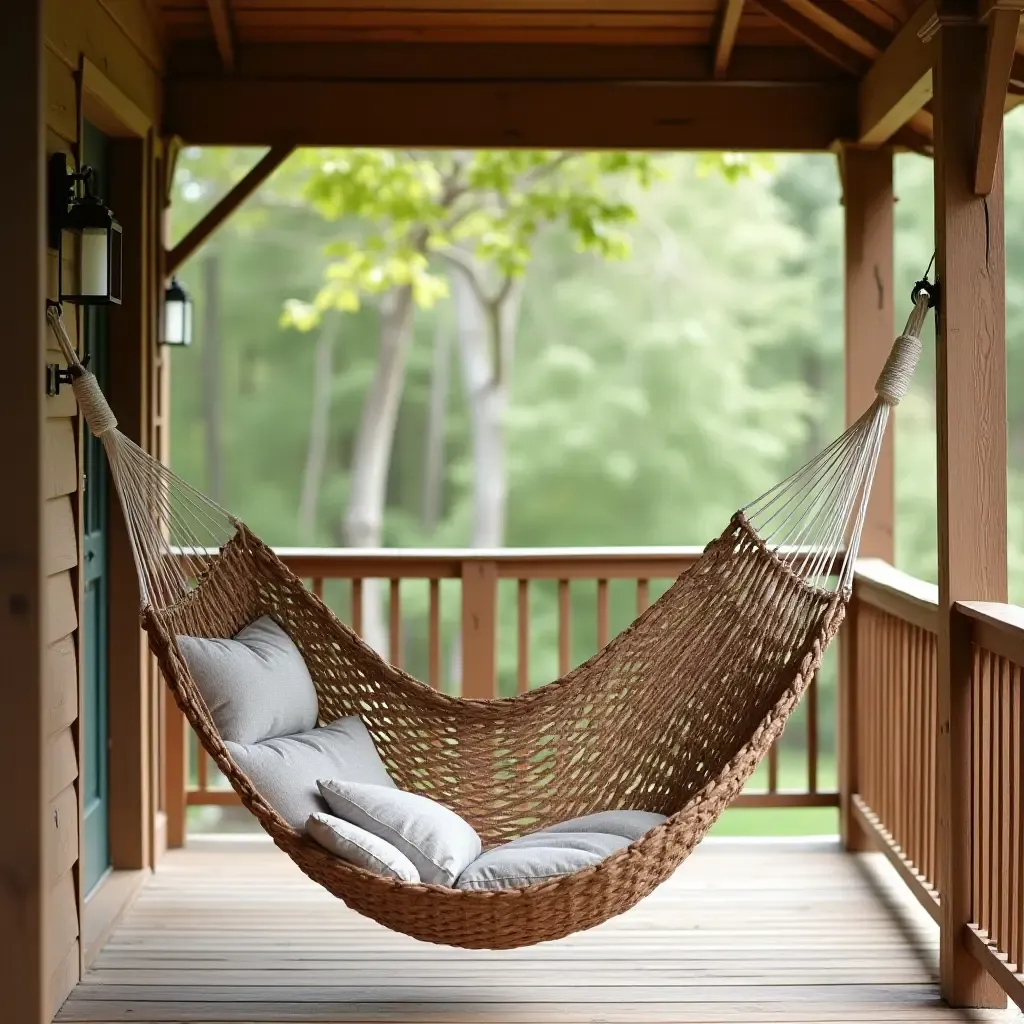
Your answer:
166,144 -> 293,274
206,0 -> 235,70
756,0 -> 867,73
858,0 -> 937,144
712,0 -> 746,76
787,0 -> 891,57
974,7 -> 1023,194
164,78 -> 857,151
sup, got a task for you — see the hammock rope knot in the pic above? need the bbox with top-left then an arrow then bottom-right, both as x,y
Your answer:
874,331 -> 923,406
72,371 -> 119,435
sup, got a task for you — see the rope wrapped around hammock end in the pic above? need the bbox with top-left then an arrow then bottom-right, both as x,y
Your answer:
873,332 -> 923,406
71,370 -> 119,436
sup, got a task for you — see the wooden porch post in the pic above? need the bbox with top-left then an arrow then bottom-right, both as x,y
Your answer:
0,2 -> 47,1021
933,8 -> 1007,1007
839,144 -> 895,851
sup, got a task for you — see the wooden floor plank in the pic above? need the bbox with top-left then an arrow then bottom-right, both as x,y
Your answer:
57,839 -> 1011,1024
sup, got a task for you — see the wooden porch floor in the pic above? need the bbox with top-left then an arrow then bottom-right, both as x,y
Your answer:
58,838 -> 1015,1024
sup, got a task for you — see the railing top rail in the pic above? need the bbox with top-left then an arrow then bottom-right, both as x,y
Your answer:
958,600 -> 1024,669
173,545 -> 844,581
853,558 -> 939,633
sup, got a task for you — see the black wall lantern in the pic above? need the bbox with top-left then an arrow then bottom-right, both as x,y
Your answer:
48,153 -> 122,305
162,277 -> 193,346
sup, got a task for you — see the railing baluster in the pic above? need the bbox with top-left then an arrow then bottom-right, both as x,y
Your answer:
990,652 -> 1002,944
517,580 -> 530,695
636,578 -> 649,616
597,579 -> 609,650
767,739 -> 779,794
312,577 -> 324,600
806,673 -> 818,794
558,579 -> 571,677
389,579 -> 402,668
1000,655 -> 1011,954
927,633 -> 937,889
973,647 -> 981,926
980,650 -> 992,936
351,579 -> 364,636
197,741 -> 208,796
1015,663 -> 1023,974
428,579 -> 440,689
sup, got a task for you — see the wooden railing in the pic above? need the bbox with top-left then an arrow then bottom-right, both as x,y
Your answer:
848,563 -> 1024,1011
846,560 -> 941,914
959,601 -> 1024,1009
171,546 -> 838,817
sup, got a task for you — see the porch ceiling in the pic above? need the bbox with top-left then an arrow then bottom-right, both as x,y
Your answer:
155,0 -> 1024,152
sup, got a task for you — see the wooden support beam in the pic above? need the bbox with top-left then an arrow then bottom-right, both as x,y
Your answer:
838,145 -> 894,856
0,3 -> 47,1023
974,8 -> 1022,194
166,79 -> 857,150
932,13 -> 1008,1009
756,0 -> 867,73
206,0 -> 235,72
841,146 -> 895,562
165,144 -> 293,275
167,40 -> 851,83
859,0 -> 938,144
712,0 -> 745,77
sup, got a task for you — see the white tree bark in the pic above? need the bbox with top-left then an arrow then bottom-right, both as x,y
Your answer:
422,308 -> 452,535
343,285 -> 416,655
447,270 -> 523,687
451,270 -> 523,548
298,315 -> 339,543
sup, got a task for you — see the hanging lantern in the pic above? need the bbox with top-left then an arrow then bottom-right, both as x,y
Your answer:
162,277 -> 193,346
48,154 -> 123,306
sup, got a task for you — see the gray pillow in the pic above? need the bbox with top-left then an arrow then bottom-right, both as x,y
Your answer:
177,616 -> 318,745
318,779 -> 481,887
226,716 -> 395,830
543,810 -> 667,842
307,813 -> 420,882
457,831 -> 630,891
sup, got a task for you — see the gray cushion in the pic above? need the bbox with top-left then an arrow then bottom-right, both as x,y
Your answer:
307,813 -> 420,882
226,716 -> 395,830
543,810 -> 667,842
177,616 -> 318,745
457,831 -> 630,891
318,779 -> 481,887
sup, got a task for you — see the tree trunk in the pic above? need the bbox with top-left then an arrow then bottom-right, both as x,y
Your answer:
202,251 -> 224,504
343,285 -> 416,655
422,307 -> 452,535
453,271 -> 523,548
298,315 -> 339,543
448,271 -> 523,687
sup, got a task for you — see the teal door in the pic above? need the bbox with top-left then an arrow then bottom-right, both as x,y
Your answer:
81,121 -> 111,895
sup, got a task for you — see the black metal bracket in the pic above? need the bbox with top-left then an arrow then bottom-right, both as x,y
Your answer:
45,354 -> 89,397
911,278 -> 939,308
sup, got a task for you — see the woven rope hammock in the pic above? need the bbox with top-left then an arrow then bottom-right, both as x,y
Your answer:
47,287 -> 932,949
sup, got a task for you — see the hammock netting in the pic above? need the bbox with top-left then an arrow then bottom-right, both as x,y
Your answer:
46,290 -> 930,949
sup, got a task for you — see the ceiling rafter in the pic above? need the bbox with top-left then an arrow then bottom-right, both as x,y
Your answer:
206,0 -> 236,72
756,0 -> 868,74
712,0 -> 746,77
858,0 -> 937,143
787,0 -> 892,58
